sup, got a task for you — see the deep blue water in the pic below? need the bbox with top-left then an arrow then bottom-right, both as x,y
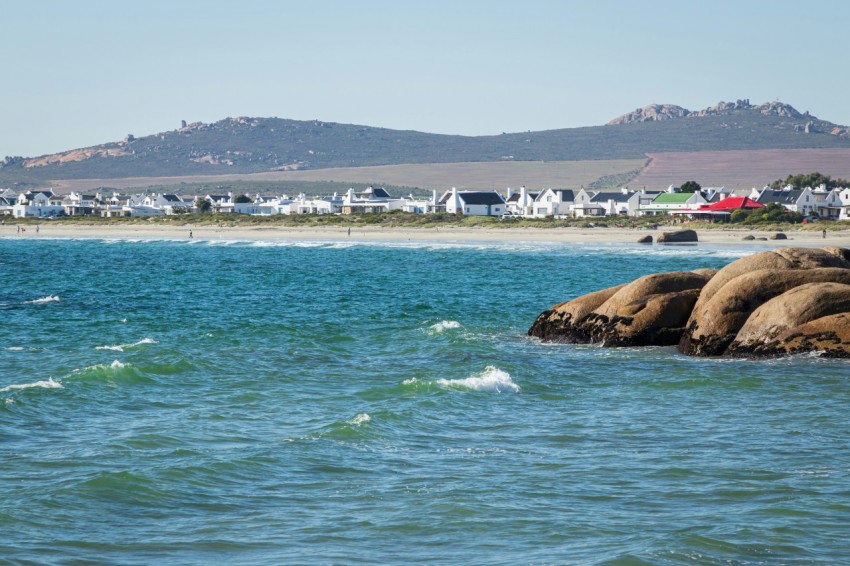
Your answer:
2,236 -> 850,564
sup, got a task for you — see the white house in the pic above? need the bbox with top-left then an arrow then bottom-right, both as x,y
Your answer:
440,188 -> 506,216
504,187 -> 538,217
532,189 -> 575,218
341,187 -> 403,214
572,188 -> 645,217
812,187 -> 843,220
12,190 -> 64,218
640,191 -> 706,215
837,188 -> 850,220
753,187 -> 816,217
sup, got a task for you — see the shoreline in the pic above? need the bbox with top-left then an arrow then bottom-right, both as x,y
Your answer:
2,223 -> 848,246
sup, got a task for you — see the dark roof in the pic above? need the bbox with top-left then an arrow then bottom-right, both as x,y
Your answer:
368,187 -> 391,198
554,189 -> 575,201
163,194 -> 181,202
590,191 -> 632,203
506,193 -> 521,203
207,194 -> 229,202
756,190 -> 803,204
458,191 -> 505,206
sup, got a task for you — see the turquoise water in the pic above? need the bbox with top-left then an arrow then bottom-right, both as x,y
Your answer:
2,236 -> 850,564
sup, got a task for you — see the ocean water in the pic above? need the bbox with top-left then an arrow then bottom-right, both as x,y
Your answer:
2,236 -> 850,564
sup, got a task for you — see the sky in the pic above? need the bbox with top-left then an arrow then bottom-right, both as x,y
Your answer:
2,0 -> 849,158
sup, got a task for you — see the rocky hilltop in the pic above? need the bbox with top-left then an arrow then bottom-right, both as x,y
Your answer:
529,246 -> 850,358
608,98 -> 830,127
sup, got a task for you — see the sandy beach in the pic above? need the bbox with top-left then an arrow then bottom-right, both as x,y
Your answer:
4,222 -> 849,246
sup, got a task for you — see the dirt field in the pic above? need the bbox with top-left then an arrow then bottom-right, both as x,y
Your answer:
631,148 -> 850,190
48,159 -> 646,193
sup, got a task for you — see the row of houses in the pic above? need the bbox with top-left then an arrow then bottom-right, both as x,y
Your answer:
3,183 -> 850,220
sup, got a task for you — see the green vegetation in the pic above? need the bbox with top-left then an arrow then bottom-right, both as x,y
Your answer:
194,197 -> 211,213
679,180 -> 701,193
769,172 -> 850,190
730,203 -> 804,224
233,194 -> 252,203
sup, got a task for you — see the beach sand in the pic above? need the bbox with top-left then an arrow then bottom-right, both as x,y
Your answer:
4,222 -> 849,246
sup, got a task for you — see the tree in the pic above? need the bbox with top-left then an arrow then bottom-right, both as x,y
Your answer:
234,194 -> 252,203
195,197 -> 212,213
770,172 -> 839,190
679,180 -> 701,193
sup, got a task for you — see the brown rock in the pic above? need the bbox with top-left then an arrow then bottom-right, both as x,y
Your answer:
528,283 -> 626,342
770,232 -> 788,240
769,313 -> 850,357
679,267 -> 850,356
656,229 -> 698,243
637,235 -> 653,244
691,248 -> 850,313
728,282 -> 850,354
572,271 -> 712,346
584,288 -> 702,346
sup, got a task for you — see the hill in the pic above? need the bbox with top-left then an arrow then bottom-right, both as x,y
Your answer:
1,99 -> 848,189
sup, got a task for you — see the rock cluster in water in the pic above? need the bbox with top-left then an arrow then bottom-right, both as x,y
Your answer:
529,247 -> 850,358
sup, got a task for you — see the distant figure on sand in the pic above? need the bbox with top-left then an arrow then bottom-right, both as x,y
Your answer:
347,227 -> 351,237
823,229 -> 826,239
189,230 -> 193,238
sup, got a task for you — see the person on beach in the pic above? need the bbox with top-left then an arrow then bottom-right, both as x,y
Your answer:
347,227 -> 351,237
189,230 -> 193,238
823,229 -> 826,239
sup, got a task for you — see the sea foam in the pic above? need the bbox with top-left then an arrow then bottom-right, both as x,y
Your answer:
96,338 -> 157,352
429,320 -> 461,333
24,295 -> 60,304
437,366 -> 520,393
0,378 -> 62,394
349,413 -> 371,425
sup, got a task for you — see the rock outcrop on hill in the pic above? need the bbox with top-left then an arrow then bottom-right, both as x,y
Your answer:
530,247 -> 850,358
607,99 -> 817,126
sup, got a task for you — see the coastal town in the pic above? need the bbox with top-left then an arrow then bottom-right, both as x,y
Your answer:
4,182 -> 850,222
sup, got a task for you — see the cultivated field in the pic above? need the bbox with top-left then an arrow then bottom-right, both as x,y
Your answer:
631,148 -> 850,190
48,159 -> 647,193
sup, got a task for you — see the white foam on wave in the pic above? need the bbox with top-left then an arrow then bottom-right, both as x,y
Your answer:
24,295 -> 60,304
111,360 -> 126,368
436,366 -> 520,393
5,346 -> 25,351
429,320 -> 461,333
349,413 -> 371,425
0,378 -> 62,394
95,338 -> 157,352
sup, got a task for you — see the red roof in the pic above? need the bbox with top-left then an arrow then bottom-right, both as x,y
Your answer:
698,196 -> 764,211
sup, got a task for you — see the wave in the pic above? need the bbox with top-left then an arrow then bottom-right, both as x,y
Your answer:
436,366 -> 520,393
95,338 -> 157,352
24,295 -> 60,304
0,378 -> 62,394
348,413 -> 371,426
428,320 -> 461,333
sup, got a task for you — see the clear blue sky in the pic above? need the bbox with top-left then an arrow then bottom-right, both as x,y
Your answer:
3,0 -> 848,158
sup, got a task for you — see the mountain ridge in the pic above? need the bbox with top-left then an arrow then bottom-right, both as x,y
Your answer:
1,100 -> 848,186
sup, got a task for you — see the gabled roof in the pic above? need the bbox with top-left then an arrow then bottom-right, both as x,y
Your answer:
365,187 -> 391,198
162,194 -> 182,202
590,191 -> 632,203
554,189 -> 575,201
700,196 -> 763,211
652,192 -> 696,204
458,191 -> 505,205
757,190 -> 804,204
